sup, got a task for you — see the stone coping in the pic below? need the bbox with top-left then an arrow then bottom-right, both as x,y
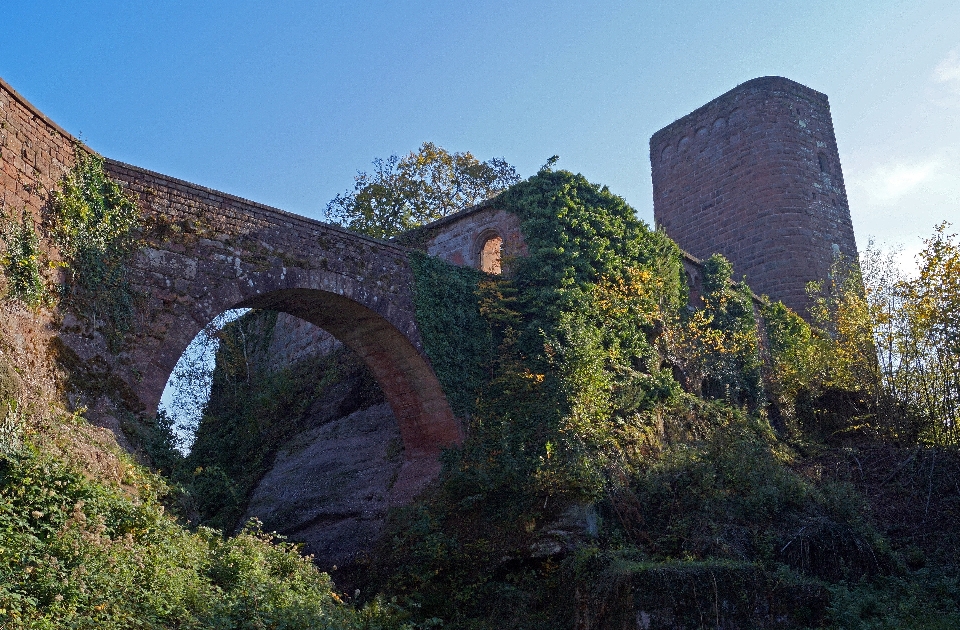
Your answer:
650,76 -> 829,148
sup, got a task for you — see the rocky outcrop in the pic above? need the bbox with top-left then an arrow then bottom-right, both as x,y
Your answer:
262,310 -> 342,371
243,401 -> 402,572
204,312 -> 403,575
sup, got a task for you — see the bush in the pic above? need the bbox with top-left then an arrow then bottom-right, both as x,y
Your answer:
48,146 -> 142,350
0,209 -> 49,308
0,439 -> 413,628
613,407 -> 894,582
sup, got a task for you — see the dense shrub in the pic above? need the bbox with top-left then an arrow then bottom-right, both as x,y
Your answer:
0,442 -> 415,628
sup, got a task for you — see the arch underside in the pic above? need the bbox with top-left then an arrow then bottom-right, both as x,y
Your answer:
147,285 -> 461,503
236,289 -> 461,459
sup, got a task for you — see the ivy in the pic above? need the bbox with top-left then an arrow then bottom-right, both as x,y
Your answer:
378,170 -> 883,625
697,254 -> 765,407
0,209 -> 49,308
475,169 -> 687,496
49,146 -> 141,350
408,251 -> 493,417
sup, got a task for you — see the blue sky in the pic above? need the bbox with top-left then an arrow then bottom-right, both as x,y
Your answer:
2,0 -> 959,261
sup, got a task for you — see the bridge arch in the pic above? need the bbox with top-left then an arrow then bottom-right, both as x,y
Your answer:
86,160 -> 464,501
156,288 -> 459,502
237,288 -> 460,462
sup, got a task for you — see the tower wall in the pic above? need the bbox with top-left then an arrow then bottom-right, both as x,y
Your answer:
650,76 -> 858,315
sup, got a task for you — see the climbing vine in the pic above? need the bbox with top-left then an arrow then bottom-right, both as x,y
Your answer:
408,251 -> 493,417
48,146 -> 142,349
408,168 -> 688,507
478,168 -> 687,497
664,254 -> 764,409
381,169 -> 886,625
0,208 -> 49,308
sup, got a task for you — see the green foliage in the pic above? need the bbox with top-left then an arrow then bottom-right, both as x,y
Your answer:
473,169 -> 686,496
579,555 -> 829,629
807,253 -> 881,397
381,170 -> 699,624
613,406 -> 893,582
666,254 -> 764,408
408,251 -> 493,417
327,142 -> 520,239
761,227 -> 960,445
182,310 -> 384,530
49,146 -> 141,349
501,169 -> 686,340
0,442 -> 413,629
762,298 -> 816,407
882,224 -> 960,444
143,409 -> 183,478
826,569 -> 960,629
389,163 -> 925,624
0,209 -> 49,308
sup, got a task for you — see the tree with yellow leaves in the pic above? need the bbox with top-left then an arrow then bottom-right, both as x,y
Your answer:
771,224 -> 960,445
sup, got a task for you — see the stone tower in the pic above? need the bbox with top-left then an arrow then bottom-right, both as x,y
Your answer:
650,76 -> 858,315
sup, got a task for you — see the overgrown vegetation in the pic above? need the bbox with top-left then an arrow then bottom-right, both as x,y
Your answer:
48,146 -> 142,350
364,168 -> 854,627
408,252 -> 492,417
372,169 -> 960,627
0,208 -> 49,308
666,253 -> 765,409
762,225 -> 960,446
0,405 -> 420,629
4,140 -> 959,626
0,145 -> 142,349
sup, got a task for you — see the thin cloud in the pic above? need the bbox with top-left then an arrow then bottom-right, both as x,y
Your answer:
934,48 -> 960,97
854,159 -> 941,205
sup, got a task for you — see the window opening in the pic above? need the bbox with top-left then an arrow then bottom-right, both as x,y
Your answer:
479,235 -> 503,275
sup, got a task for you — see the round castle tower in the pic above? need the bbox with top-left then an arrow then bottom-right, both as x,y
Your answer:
650,76 -> 858,315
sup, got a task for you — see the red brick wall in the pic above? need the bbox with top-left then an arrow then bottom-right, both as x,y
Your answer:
0,78 -> 80,409
0,78 -> 77,222
650,76 -> 858,315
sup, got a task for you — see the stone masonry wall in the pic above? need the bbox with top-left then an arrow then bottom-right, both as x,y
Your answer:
0,76 -> 461,499
399,203 -> 526,274
100,158 -> 424,415
0,79 -> 76,225
0,78 -> 86,428
422,205 -> 526,270
650,76 -> 858,315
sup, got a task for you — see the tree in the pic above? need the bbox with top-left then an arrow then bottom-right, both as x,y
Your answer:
764,226 -> 960,445
325,142 -> 520,239
894,223 -> 960,444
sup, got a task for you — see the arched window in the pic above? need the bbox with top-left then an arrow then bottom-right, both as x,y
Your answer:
479,234 -> 503,275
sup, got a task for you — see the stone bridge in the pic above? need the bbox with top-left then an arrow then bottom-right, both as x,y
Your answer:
2,73 -> 858,501
110,161 -> 464,492
0,77 -> 465,498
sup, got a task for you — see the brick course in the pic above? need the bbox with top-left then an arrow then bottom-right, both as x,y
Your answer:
650,76 -> 858,315
0,76 -> 459,500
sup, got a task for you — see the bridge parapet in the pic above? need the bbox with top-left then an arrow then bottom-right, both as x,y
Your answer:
0,76 -> 460,501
